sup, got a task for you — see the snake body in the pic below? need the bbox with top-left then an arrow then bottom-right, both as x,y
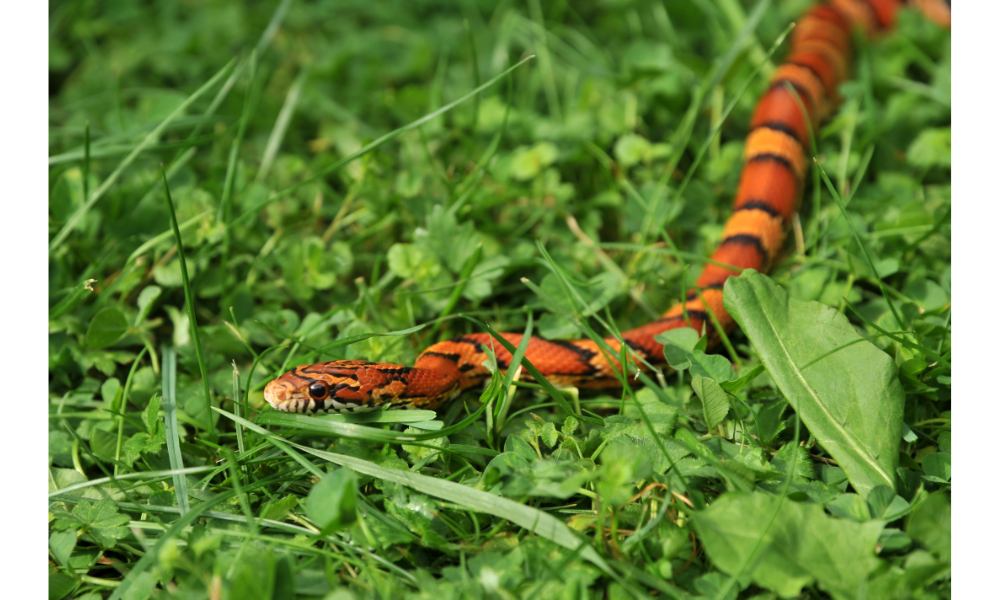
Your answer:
264,0 -> 950,414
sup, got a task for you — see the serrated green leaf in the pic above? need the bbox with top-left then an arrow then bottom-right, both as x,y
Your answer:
724,270 -> 904,497
143,393 -> 161,435
122,429 -> 166,465
691,374 -> 729,430
540,422 -> 559,448
85,307 -> 128,348
689,350 -> 736,381
70,499 -> 131,549
771,443 -> 814,480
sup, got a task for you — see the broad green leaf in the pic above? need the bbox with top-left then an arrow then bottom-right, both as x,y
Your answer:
692,491 -> 885,600
134,285 -> 162,325
90,429 -> 118,461
905,127 -> 950,168
751,399 -> 787,448
305,468 -> 358,534
907,491 -> 950,561
690,350 -> 736,381
509,142 -> 558,180
691,375 -> 729,430
724,270 -> 904,497
654,327 -> 699,370
85,307 -> 128,348
259,495 -> 299,522
866,485 -> 911,521
49,530 -> 77,567
49,573 -> 77,600
122,571 -> 156,600
922,452 -> 951,483
614,133 -> 652,168
386,243 -> 441,281
826,493 -> 871,522
540,422 -> 559,448
719,364 -> 765,394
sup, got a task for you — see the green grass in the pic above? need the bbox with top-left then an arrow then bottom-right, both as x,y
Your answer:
48,1 -> 950,598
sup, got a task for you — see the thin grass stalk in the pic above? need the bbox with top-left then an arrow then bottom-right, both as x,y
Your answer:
162,168 -> 214,438
161,345 -> 190,515
113,347 -> 148,477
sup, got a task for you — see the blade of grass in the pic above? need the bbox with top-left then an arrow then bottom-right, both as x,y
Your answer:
231,361 -> 246,463
493,311 -> 533,436
255,66 -> 308,184
220,447 -> 258,536
161,345 -> 189,515
113,347 -> 148,477
47,466 -> 213,499
254,399 -> 491,445
162,168 -> 213,439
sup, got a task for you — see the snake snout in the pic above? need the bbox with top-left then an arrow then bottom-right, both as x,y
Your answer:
263,377 -> 297,410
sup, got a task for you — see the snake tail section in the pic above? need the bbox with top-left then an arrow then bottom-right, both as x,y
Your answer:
264,0 -> 950,413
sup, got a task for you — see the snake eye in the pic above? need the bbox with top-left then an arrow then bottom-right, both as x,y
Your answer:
308,382 -> 328,400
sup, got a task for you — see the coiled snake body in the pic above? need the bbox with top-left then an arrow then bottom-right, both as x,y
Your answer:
265,0 -> 950,414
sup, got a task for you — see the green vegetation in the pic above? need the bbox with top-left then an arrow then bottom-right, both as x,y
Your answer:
49,0 -> 950,598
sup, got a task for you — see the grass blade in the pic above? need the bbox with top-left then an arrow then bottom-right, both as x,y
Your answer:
161,346 -> 190,515
162,168 -> 213,438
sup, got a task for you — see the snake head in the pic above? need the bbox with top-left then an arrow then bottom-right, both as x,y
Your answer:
263,360 -> 383,414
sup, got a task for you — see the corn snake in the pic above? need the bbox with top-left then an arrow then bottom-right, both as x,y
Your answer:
264,0 -> 950,414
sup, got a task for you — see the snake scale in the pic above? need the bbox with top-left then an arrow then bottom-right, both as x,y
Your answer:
265,0 -> 951,414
